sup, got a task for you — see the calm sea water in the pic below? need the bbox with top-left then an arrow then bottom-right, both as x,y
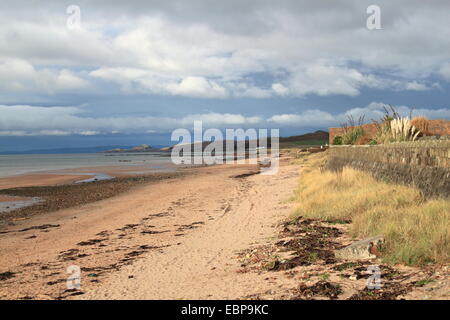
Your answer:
0,153 -> 172,178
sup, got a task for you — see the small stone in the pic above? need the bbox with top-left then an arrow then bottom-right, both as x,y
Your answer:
264,260 -> 279,270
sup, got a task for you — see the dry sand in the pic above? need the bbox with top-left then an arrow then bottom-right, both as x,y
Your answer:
81,163 -> 300,300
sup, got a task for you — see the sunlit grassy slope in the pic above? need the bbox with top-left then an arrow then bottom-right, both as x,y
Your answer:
291,152 -> 449,266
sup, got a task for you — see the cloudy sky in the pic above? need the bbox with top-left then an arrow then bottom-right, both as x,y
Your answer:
1,0 -> 450,151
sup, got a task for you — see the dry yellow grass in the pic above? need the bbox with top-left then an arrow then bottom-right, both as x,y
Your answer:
292,154 -> 450,266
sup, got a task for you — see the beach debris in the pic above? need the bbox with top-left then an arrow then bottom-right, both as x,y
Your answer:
293,281 -> 342,300
141,230 -> 169,235
46,279 -> 66,286
238,218 -> 343,272
176,221 -> 204,232
77,238 -> 107,246
272,219 -> 342,269
95,230 -> 111,236
17,224 -> 60,233
263,260 -> 279,271
147,212 -> 170,219
117,224 -> 139,231
233,171 -> 260,179
55,289 -> 85,299
334,235 -> 384,260
348,281 -> 414,300
0,272 -> 15,281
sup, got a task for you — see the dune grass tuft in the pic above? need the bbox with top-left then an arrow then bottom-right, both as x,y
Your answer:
292,153 -> 449,266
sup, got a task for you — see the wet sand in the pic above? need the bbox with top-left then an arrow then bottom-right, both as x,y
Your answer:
0,171 -> 184,228
0,162 -> 177,190
0,162 -> 181,221
0,174 -> 95,190
0,195 -> 31,202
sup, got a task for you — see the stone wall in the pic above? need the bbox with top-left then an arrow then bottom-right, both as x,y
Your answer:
325,140 -> 450,199
329,119 -> 450,145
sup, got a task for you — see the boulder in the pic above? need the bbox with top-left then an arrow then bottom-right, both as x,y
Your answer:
335,235 -> 384,260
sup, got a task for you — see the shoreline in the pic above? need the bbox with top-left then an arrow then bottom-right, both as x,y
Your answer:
0,171 -> 187,229
0,162 -> 178,189
0,161 -> 185,221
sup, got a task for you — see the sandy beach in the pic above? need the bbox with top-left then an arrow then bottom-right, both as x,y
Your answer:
0,161 -> 283,299
0,157 -> 447,300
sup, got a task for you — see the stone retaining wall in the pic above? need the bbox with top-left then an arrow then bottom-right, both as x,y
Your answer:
326,140 -> 450,199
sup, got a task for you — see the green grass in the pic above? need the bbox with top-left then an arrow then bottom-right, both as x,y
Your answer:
280,140 -> 328,148
319,273 -> 330,280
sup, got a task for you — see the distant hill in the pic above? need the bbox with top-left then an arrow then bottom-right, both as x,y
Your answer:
280,130 -> 329,143
160,130 -> 329,152
101,144 -> 163,153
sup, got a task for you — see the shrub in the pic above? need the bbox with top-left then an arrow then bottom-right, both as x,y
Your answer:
355,134 -> 372,145
390,117 -> 421,142
373,117 -> 421,144
339,115 -> 365,145
342,127 -> 364,145
332,135 -> 343,145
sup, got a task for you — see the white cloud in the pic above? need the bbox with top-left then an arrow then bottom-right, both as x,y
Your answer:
2,102 -> 447,136
283,63 -> 377,97
268,110 -> 337,126
268,102 -> 450,128
0,105 -> 265,135
167,77 -> 227,99
272,83 -> 289,96
180,113 -> 262,126
344,102 -> 450,121
405,81 -> 431,91
0,58 -> 88,93
1,2 -> 449,99
439,63 -> 450,81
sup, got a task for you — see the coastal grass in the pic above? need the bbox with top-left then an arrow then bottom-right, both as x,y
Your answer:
292,153 -> 450,266
280,140 -> 328,148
